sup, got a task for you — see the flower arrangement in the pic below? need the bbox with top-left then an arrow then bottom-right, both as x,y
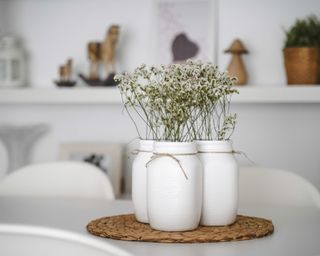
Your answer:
115,60 -> 238,142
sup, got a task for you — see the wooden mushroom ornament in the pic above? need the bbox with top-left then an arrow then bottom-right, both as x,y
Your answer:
224,39 -> 248,85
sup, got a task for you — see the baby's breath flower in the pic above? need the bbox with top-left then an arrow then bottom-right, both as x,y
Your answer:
115,60 -> 238,141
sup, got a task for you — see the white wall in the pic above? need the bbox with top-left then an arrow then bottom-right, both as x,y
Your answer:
0,1 -> 6,34
0,0 -> 320,193
231,103 -> 320,190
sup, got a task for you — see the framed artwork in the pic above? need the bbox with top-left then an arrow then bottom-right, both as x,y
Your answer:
59,142 -> 123,197
155,0 -> 217,64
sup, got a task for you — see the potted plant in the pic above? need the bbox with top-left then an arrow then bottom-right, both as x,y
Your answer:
115,65 -> 158,224
116,62 -> 203,231
115,60 -> 239,230
283,15 -> 320,85
186,62 -> 239,226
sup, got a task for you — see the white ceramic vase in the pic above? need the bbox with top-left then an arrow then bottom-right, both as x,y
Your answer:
147,141 -> 202,231
197,140 -> 238,226
132,139 -> 154,223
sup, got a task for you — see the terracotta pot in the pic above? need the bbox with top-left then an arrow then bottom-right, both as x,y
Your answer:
283,47 -> 319,85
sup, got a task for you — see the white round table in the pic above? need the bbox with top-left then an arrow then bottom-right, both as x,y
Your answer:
0,197 -> 319,256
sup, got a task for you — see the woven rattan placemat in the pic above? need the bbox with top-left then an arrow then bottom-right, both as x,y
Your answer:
87,214 -> 274,243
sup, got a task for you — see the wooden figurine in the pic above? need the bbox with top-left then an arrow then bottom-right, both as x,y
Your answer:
59,65 -> 67,82
55,58 -> 76,87
87,42 -> 101,80
224,39 -> 248,85
66,59 -> 72,78
79,25 -> 120,86
59,58 -> 72,81
101,25 -> 120,78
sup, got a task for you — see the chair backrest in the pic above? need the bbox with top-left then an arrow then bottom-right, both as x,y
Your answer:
239,166 -> 320,208
0,161 -> 115,199
0,224 -> 132,256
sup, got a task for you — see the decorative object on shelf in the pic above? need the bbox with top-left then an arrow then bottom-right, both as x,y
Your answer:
224,39 -> 249,85
283,15 -> 320,85
115,60 -> 238,231
156,0 -> 215,64
116,62 -> 205,231
87,214 -> 274,243
0,35 -> 27,88
79,73 -> 116,87
59,142 -> 123,197
88,42 -> 101,80
54,58 -> 76,87
101,25 -> 120,80
131,140 -> 154,223
188,61 -> 238,226
171,33 -> 199,62
79,25 -> 120,86
0,124 -> 48,174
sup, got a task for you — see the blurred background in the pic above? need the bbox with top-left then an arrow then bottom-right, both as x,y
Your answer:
0,0 -> 319,196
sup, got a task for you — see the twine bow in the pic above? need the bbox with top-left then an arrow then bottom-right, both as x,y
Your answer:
146,153 -> 194,180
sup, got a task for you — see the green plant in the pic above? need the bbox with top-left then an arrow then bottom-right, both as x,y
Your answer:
115,60 -> 238,142
284,15 -> 320,48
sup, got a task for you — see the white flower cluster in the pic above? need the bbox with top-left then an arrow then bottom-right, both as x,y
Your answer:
114,60 -> 238,142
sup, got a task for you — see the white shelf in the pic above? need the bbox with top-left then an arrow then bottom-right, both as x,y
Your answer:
0,86 -> 320,104
0,87 -> 122,104
233,86 -> 320,103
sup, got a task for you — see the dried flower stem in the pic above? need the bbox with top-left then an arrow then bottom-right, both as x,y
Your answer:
115,60 -> 238,142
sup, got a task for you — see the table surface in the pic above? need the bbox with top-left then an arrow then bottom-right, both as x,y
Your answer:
0,197 -> 319,256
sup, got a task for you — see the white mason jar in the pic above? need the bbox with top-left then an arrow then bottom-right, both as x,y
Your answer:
197,140 -> 238,226
147,141 -> 202,231
132,139 -> 154,223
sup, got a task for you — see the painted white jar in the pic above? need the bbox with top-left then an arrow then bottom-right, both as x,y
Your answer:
132,140 -> 154,223
197,140 -> 238,226
147,141 -> 202,231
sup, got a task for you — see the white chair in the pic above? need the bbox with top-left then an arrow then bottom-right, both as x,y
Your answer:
0,161 -> 115,199
239,166 -> 320,208
0,224 -> 132,256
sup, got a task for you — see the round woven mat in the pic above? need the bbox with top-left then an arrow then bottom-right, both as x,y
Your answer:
87,214 -> 274,243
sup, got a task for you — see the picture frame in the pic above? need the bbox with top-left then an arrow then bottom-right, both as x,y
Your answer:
59,142 -> 123,197
154,0 -> 217,64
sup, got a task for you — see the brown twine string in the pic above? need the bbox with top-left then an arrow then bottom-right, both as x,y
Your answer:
125,137 -> 141,159
146,153 -> 196,180
198,150 -> 255,165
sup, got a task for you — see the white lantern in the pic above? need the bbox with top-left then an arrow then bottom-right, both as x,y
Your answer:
0,35 -> 27,88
